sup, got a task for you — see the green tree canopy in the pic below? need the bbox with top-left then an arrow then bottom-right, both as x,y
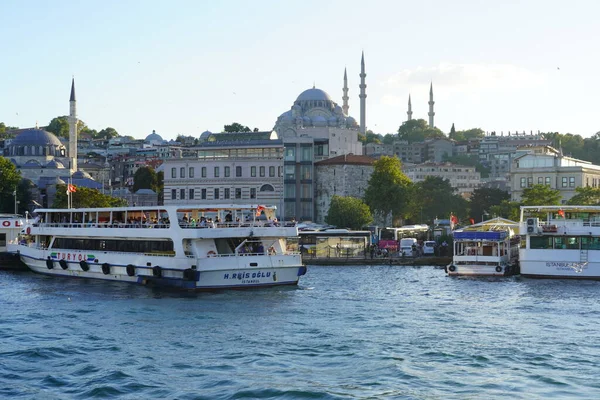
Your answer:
490,200 -> 521,221
364,156 -> 413,225
397,119 -> 445,143
325,195 -> 373,230
156,170 -> 164,205
382,133 -> 396,145
0,122 -> 19,138
469,187 -> 510,222
566,186 -> 600,205
53,185 -> 127,208
407,176 -> 468,225
46,116 -> 88,138
97,127 -> 119,140
224,122 -> 251,133
0,157 -> 25,213
133,166 -> 158,192
521,184 -> 562,206
450,128 -> 485,142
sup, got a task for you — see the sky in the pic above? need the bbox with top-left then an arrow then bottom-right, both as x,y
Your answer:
1,0 -> 599,141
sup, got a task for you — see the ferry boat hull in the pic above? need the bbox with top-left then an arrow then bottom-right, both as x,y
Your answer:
446,263 -> 516,277
519,250 -> 598,279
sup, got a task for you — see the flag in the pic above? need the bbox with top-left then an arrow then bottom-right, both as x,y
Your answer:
256,205 -> 266,217
469,218 -> 475,225
450,214 -> 459,224
67,184 -> 77,193
557,209 -> 565,218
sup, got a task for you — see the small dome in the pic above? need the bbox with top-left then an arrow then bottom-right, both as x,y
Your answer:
278,110 -> 293,123
72,170 -> 92,179
296,88 -> 332,102
51,177 -> 66,186
313,116 -> 327,127
46,160 -> 65,169
24,159 -> 41,167
135,189 -> 156,195
145,130 -> 163,142
346,116 -> 357,126
199,130 -> 212,140
302,116 -> 312,126
11,128 -> 62,147
328,116 -> 338,126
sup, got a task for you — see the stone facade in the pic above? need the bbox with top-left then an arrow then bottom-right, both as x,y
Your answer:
403,162 -> 481,198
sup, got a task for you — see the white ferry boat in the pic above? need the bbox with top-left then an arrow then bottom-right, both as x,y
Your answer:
446,218 -> 520,277
0,214 -> 28,265
519,205 -> 600,279
9,204 -> 306,290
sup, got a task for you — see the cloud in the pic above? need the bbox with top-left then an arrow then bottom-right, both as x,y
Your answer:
384,63 -> 548,92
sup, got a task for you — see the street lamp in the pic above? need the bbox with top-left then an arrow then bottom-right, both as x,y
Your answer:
13,189 -> 17,214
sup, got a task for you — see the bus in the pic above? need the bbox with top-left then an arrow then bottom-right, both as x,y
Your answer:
296,229 -> 372,258
378,225 -> 430,251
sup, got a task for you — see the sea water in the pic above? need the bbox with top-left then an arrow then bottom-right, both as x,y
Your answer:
1,266 -> 600,399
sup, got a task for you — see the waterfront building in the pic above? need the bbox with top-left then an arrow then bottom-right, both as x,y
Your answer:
314,154 -> 375,224
510,145 -> 600,203
162,131 -> 284,211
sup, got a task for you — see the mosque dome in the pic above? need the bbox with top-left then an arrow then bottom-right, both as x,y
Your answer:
313,116 -> 327,127
346,116 -> 357,126
46,160 -> 65,169
11,128 -> 62,147
51,177 -> 66,186
23,160 -> 42,167
73,170 -> 92,179
199,130 -> 212,141
296,88 -> 332,102
328,116 -> 338,126
302,116 -> 312,126
145,130 -> 163,142
278,110 -> 293,123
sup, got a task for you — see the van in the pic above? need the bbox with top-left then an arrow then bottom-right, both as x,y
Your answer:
399,238 -> 418,256
423,240 -> 436,255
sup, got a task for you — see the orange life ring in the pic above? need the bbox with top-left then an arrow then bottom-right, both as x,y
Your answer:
2,221 -> 10,227
26,227 -> 31,235
207,251 -> 216,257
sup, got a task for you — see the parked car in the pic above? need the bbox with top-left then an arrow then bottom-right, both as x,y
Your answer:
423,241 -> 436,255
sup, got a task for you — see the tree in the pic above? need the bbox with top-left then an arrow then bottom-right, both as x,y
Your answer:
53,185 -> 127,208
382,133 -> 396,145
46,116 -> 87,138
566,186 -> 600,205
224,122 -> 251,133
97,127 -> 119,140
0,157 -> 22,213
449,123 -> 457,140
407,176 -> 468,225
469,187 -> 510,222
364,156 -> 413,225
397,119 -> 445,143
0,122 -> 18,138
451,128 -> 485,142
156,171 -> 164,205
490,200 -> 521,221
325,195 -> 373,229
521,184 -> 562,206
133,166 -> 158,192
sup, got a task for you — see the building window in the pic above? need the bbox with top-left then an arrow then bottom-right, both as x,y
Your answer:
300,165 -> 311,180
189,189 -> 194,200
171,168 -> 176,178
285,165 -> 295,180
214,167 -> 219,177
236,166 -> 242,177
284,147 -> 295,161
180,167 -> 185,178
260,166 -> 265,177
527,177 -> 533,187
538,177 -> 543,184
189,167 -> 194,178
251,166 -> 256,177
214,188 -> 219,199
201,189 -> 207,199
171,189 -> 177,200
180,188 -> 185,200
235,188 -> 242,199
520,178 -> 526,188
250,188 -> 256,199
269,166 -> 275,177
569,177 -> 575,187
224,188 -> 230,199
201,167 -> 207,178
225,166 -> 230,177
562,177 -> 568,188
545,177 -> 551,186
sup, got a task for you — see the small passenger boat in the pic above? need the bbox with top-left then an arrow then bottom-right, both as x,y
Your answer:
0,214 -> 28,267
9,204 -> 306,290
446,218 -> 520,277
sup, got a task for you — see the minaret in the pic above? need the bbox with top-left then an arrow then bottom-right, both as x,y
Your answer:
407,94 -> 413,121
68,78 -> 78,173
342,68 -> 349,116
428,82 -> 435,127
359,51 -> 367,134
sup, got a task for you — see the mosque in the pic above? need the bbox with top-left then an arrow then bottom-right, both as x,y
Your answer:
3,79 -> 101,207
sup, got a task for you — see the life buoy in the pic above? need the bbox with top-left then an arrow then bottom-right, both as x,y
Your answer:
79,260 -> 89,271
207,251 -> 216,257
448,265 -> 456,272
26,227 -> 31,235
59,259 -> 68,270
495,266 -> 503,273
126,264 -> 135,277
46,258 -> 54,270
184,268 -> 196,281
152,266 -> 162,278
2,221 -> 10,227
101,263 -> 111,275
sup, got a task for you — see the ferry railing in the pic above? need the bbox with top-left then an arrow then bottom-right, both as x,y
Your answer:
36,222 -> 171,229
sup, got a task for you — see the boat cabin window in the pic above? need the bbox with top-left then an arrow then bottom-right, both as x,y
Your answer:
52,238 -> 174,254
530,236 -> 553,249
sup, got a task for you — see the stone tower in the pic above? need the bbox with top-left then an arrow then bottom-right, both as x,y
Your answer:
407,94 -> 413,121
68,78 -> 78,173
428,82 -> 435,127
359,51 -> 367,134
342,68 -> 349,116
